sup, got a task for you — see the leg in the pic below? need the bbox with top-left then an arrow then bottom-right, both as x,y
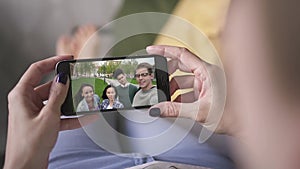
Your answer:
49,127 -> 136,169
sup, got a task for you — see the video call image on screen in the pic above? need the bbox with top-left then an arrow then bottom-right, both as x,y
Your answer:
70,57 -> 158,112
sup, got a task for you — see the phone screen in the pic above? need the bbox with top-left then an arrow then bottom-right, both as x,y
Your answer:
56,55 -> 170,116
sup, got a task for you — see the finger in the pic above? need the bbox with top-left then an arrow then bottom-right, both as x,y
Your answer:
34,81 -> 52,101
147,45 -> 205,73
167,59 -> 179,74
18,55 -> 73,88
170,75 -> 194,94
42,73 -> 69,116
193,64 -> 213,99
149,101 -> 206,123
82,24 -> 97,37
56,36 -> 73,55
60,114 -> 99,130
149,101 -> 208,123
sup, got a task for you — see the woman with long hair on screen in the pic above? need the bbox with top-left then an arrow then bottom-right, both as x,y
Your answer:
100,85 -> 124,110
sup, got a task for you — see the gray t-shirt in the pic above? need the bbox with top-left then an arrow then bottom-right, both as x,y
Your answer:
132,87 -> 158,107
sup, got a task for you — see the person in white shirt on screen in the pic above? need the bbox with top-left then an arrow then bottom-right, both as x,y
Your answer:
132,62 -> 158,107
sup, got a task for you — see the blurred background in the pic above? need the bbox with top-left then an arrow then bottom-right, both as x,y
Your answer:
0,0 -> 181,166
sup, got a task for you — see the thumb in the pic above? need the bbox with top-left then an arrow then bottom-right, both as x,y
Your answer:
149,101 -> 205,123
44,73 -> 69,115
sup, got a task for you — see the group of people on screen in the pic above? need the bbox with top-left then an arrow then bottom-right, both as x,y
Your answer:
75,62 -> 158,112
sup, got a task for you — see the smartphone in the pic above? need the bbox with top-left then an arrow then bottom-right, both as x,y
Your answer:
56,55 -> 170,116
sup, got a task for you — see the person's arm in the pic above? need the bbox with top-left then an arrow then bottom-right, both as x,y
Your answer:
4,55 -> 96,169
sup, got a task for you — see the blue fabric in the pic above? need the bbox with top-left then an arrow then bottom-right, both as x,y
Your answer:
153,125 -> 235,169
49,128 -> 144,169
49,123 -> 235,169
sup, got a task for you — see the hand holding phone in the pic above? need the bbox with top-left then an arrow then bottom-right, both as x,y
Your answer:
147,45 -> 226,136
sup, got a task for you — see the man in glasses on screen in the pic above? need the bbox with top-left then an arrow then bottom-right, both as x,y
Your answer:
132,62 -> 158,107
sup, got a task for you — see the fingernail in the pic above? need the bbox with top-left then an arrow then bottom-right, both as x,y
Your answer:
149,108 -> 161,117
56,72 -> 68,85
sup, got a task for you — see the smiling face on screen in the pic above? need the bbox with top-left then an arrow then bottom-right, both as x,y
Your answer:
82,86 -> 94,103
135,67 -> 154,91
